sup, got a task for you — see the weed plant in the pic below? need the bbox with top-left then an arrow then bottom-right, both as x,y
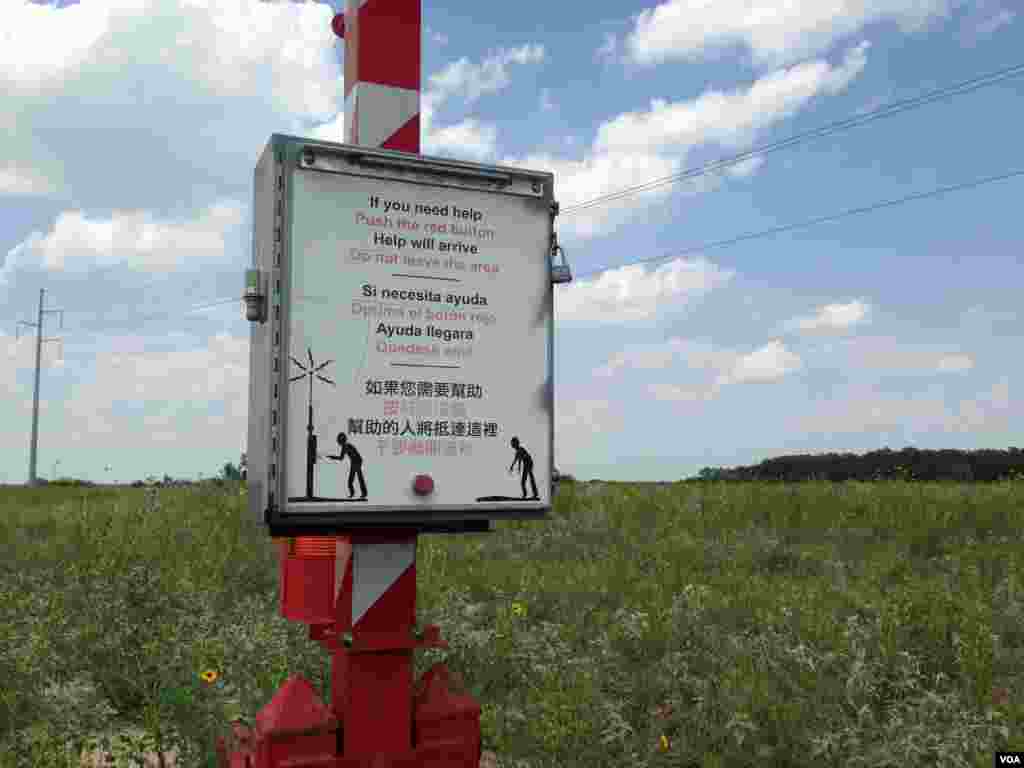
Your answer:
0,478 -> 1016,766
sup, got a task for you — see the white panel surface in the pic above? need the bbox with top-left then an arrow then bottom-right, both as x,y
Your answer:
285,167 -> 551,511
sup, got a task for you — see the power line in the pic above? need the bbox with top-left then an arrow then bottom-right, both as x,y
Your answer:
561,61 -> 1024,217
53,296 -> 242,339
17,63 -> 1022,331
22,166 -> 1024,338
10,63 -> 1024,333
5,261 -> 236,333
42,265 -> 227,312
569,167 -> 1024,282
7,60 -> 1019,334
6,295 -> 240,347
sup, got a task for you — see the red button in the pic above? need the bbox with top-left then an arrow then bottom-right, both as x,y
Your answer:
413,475 -> 434,496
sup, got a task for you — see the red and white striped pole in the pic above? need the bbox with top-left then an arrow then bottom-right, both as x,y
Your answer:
337,0 -> 421,152
324,1 -> 456,764
220,4 -> 480,766
331,0 -> 421,756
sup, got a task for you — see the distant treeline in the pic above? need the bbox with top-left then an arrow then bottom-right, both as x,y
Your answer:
688,447 -> 1024,483
33,462 -> 245,488
33,476 -> 239,488
23,451 -> 1024,489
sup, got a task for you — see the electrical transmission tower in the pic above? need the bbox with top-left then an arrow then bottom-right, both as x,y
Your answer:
16,288 -> 64,486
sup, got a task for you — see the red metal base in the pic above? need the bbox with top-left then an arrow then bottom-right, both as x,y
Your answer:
234,533 -> 481,768
216,663 -> 480,768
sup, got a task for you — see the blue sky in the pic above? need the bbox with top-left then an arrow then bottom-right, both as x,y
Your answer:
2,0 -> 1021,484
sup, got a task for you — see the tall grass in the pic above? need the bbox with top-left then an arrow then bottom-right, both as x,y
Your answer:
0,479 -> 1016,767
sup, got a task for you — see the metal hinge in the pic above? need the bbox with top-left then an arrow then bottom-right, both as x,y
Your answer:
269,156 -> 285,509
244,268 -> 267,323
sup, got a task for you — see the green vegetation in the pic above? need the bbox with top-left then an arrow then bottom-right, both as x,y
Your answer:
0,479 -> 1015,766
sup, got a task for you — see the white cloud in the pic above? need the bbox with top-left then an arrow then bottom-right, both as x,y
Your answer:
936,354 -> 974,373
613,337 -> 750,375
787,300 -> 871,332
796,377 -> 1014,436
622,336 -> 977,407
99,333 -> 247,403
3,0 -> 114,89
72,332 -> 248,445
828,336 -> 976,376
597,42 -> 868,152
2,201 -> 244,283
556,257 -> 734,326
647,382 -> 710,403
517,150 -> 683,239
603,336 -> 800,402
555,397 -> 625,467
2,331 -> 250,476
421,43 -> 544,160
307,110 -> 346,143
626,0 -> 952,67
720,339 -> 803,385
2,333 -> 35,390
426,44 -> 544,105
0,165 -> 59,197
796,387 -> 947,434
726,155 -> 765,178
2,329 -> 63,382
594,338 -> 689,378
424,119 -> 499,162
2,3 -> 541,204
508,42 -> 870,240
2,0 -> 341,211
595,335 -> 744,382
991,377 -> 1010,410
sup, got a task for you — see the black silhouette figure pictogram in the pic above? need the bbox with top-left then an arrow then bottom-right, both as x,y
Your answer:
475,434 -> 545,503
508,437 -> 539,500
322,432 -> 368,500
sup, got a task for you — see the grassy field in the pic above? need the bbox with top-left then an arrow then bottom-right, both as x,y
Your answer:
0,478 -> 1016,767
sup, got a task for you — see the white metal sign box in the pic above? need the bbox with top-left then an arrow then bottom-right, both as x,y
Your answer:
246,135 -> 558,535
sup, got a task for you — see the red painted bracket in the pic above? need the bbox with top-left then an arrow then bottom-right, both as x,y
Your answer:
308,623 -> 448,653
346,625 -> 448,653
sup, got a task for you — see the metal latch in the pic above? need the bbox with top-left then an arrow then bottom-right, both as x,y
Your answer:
550,235 -> 572,285
244,268 -> 267,323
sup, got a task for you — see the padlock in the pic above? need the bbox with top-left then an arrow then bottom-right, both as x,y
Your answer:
551,243 -> 572,284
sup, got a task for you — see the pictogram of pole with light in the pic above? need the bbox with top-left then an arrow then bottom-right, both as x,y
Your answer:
289,346 -> 335,501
